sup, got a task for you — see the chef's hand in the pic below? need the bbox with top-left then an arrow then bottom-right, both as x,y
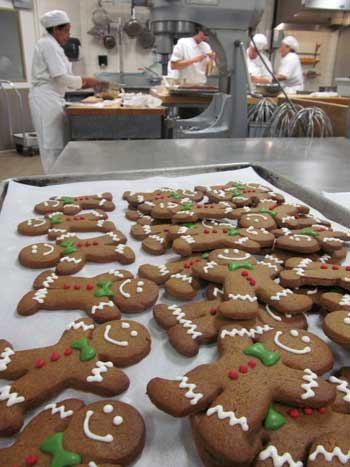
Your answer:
82,77 -> 102,89
191,54 -> 207,64
207,51 -> 216,61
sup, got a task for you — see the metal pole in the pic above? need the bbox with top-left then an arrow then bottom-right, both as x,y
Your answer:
230,41 -> 248,138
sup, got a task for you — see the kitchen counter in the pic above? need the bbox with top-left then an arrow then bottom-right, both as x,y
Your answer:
52,137 -> 350,192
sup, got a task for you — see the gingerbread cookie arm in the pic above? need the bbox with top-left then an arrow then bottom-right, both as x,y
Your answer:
273,366 -> 336,408
142,233 -> 170,255
77,359 -> 130,396
147,365 -> 222,417
153,301 -> 220,329
138,260 -> 184,284
56,251 -> 86,275
0,399 -> 84,461
165,273 -> 202,300
321,293 -> 350,312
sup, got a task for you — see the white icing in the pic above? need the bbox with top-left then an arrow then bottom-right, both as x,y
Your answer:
44,200 -> 60,207
131,330 -> 138,337
175,376 -> 203,405
83,410 -> 114,443
228,294 -> 257,303
106,232 -> 121,242
181,235 -> 195,244
119,279 -> 131,298
88,463 -> 98,467
158,264 -> 170,276
0,347 -> 15,371
236,236 -> 249,245
206,405 -> 249,431
329,376 -> 350,402
66,321 -> 95,332
136,280 -> 144,294
265,304 -> 282,321
137,195 -> 144,203
43,273 -> 58,288
31,245 -> 38,254
48,228 -> 66,233
217,252 -> 250,261
60,256 -> 82,265
27,219 -> 46,227
282,216 -> 295,222
204,261 -> 217,273
212,287 -> 224,297
103,404 -> 113,413
178,226 -> 189,234
45,402 -> 73,419
121,322 -> 130,329
90,210 -> 104,218
170,273 -> 192,284
108,269 -> 124,278
221,325 -> 272,339
115,244 -> 126,254
273,331 -> 311,354
265,255 -> 284,265
344,313 -> 350,325
301,368 -> 318,400
323,237 -> 343,243
104,324 -> 128,347
259,261 -> 279,272
86,361 -> 113,383
149,234 -> 165,244
143,225 -> 152,235
246,214 -> 268,220
99,199 -> 107,206
289,235 -> 313,242
298,258 -> 312,268
320,254 -> 331,264
259,445 -> 303,467
33,288 -> 48,304
0,385 -> 25,407
340,294 -> 350,306
309,445 -> 350,463
168,304 -> 202,339
271,289 -> 293,301
91,301 -> 114,315
57,232 -> 76,241
113,415 -> 123,426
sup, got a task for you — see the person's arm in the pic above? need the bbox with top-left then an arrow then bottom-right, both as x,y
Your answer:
171,54 -> 207,70
251,75 -> 271,84
54,75 -> 101,90
276,55 -> 296,82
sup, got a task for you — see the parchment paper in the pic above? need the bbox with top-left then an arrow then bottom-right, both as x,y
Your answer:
0,167 -> 349,465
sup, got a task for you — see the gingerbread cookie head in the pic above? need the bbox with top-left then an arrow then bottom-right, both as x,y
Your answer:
257,304 -> 308,330
91,320 -> 151,367
63,400 -> 145,465
111,278 -> 159,313
207,248 -> 254,265
323,310 -> 350,347
257,328 -> 334,375
19,242 -> 61,269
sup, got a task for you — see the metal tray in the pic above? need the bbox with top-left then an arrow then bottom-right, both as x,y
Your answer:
1,162 -> 350,228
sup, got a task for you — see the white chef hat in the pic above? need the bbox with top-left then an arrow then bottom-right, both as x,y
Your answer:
250,33 -> 268,51
40,10 -> 70,29
282,35 -> 300,52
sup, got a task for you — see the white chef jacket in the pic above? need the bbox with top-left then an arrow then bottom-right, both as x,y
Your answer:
170,37 -> 212,84
29,33 -> 82,173
247,52 -> 272,81
277,52 -> 304,94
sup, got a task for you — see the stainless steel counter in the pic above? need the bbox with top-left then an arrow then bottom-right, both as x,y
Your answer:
52,137 -> 350,192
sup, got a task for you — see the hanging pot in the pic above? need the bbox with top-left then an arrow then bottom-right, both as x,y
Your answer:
104,24 -> 116,50
124,7 -> 143,38
137,22 -> 155,49
92,1 -> 111,27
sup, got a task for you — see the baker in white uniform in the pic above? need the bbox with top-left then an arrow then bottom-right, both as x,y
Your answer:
276,36 -> 304,94
29,10 -> 103,173
247,33 -> 272,84
169,28 -> 215,84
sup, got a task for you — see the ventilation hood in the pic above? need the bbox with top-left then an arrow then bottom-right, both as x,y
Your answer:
275,0 -> 350,30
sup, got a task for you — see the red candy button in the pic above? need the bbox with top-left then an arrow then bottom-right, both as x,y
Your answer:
318,407 -> 327,414
248,359 -> 257,369
249,279 -> 256,286
50,352 -> 60,362
74,284 -> 81,290
303,407 -> 313,415
288,408 -> 299,418
63,284 -> 70,290
25,455 -> 38,466
228,370 -> 239,380
93,241 -> 99,246
241,271 -> 249,277
332,265 -> 339,270
210,308 -> 217,315
64,348 -> 72,356
34,359 -> 45,369
321,265 -> 328,269
86,284 -> 94,290
239,365 -> 248,374
346,266 -> 350,271
223,229 -> 228,233
76,243 -> 83,248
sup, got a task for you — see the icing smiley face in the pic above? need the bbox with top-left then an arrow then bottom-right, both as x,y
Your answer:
258,329 -> 334,375
19,242 -> 61,268
63,400 -> 145,464
239,213 -> 276,230
92,320 -> 151,367
112,278 -> 159,313
209,248 -> 253,265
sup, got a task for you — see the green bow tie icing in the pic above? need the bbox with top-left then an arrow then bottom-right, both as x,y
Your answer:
184,223 -> 196,229
60,196 -> 74,205
228,228 -> 239,237
243,343 -> 280,366
233,182 -> 246,190
201,252 -> 210,259
228,261 -> 254,272
264,405 -> 287,430
230,189 -> 242,197
171,192 -> 182,200
259,208 -> 277,218
49,214 -> 63,225
94,280 -> 114,298
71,337 -> 96,362
181,202 -> 194,212
298,228 -> 319,237
61,241 -> 78,255
40,432 -> 82,467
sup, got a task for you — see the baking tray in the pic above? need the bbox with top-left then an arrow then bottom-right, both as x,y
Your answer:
1,162 -> 350,228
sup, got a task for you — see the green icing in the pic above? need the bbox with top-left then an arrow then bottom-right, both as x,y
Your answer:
49,214 -> 63,225
171,192 -> 182,200
181,202 -> 194,212
228,261 -> 254,272
71,337 -> 96,362
40,432 -> 82,467
230,189 -> 242,197
228,228 -> 239,237
60,196 -> 74,205
184,223 -> 196,229
201,252 -> 210,259
259,208 -> 277,218
233,182 -> 246,190
264,405 -> 287,430
94,280 -> 114,298
298,228 -> 319,237
61,241 -> 78,255
243,343 -> 280,366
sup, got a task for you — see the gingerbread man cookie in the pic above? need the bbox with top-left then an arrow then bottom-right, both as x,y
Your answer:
0,317 -> 150,435
192,257 -> 312,319
130,223 -> 173,255
147,331 -> 335,466
18,211 -> 117,240
0,398 -> 144,466
196,181 -> 284,206
17,269 -> 159,322
123,187 -> 204,208
273,227 -> 350,255
34,192 -> 115,215
19,232 -> 135,275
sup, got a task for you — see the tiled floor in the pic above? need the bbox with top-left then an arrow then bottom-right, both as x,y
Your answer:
0,150 -> 43,180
